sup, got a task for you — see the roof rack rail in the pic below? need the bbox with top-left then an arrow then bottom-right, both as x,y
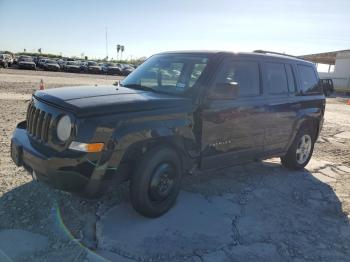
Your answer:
253,50 -> 302,60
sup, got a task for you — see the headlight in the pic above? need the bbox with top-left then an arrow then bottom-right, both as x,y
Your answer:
56,115 -> 72,141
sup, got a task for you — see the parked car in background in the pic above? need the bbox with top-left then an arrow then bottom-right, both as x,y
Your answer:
4,54 -> 13,67
18,56 -> 36,70
57,59 -> 66,68
64,61 -> 81,73
321,79 -> 334,96
81,61 -> 102,74
0,54 -> 10,68
79,61 -> 88,71
10,50 -> 325,217
43,59 -> 61,71
37,58 -> 49,68
122,65 -> 135,76
101,62 -> 122,75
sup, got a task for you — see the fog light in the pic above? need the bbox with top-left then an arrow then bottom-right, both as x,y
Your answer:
69,141 -> 104,152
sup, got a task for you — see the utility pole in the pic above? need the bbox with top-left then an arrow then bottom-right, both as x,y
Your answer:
105,27 -> 108,61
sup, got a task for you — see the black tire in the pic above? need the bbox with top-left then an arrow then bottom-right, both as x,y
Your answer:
130,145 -> 182,217
3,63 -> 8,69
281,125 -> 315,170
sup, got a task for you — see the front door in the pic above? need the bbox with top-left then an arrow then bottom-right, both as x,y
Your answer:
200,58 -> 267,169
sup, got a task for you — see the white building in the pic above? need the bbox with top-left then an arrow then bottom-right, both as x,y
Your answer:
300,49 -> 350,91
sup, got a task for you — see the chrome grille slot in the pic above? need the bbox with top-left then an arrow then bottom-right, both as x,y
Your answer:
27,104 -> 35,134
32,109 -> 40,137
26,103 -> 53,142
36,111 -> 45,139
42,113 -> 52,142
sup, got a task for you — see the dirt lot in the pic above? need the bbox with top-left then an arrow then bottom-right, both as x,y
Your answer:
0,68 -> 350,262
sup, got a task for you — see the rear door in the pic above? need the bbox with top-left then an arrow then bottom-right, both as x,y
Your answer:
262,61 -> 298,154
200,57 -> 267,169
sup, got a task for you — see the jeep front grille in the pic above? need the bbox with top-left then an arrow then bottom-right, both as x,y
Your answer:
26,103 -> 52,142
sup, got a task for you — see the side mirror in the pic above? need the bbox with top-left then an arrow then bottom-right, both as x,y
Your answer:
208,81 -> 239,99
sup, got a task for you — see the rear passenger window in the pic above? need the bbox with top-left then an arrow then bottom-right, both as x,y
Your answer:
285,64 -> 296,93
265,62 -> 288,95
215,60 -> 260,97
298,65 -> 321,93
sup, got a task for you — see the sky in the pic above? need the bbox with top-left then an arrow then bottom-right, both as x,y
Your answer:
0,0 -> 349,60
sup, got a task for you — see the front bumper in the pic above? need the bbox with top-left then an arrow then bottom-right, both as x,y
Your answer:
66,67 -> 81,73
45,65 -> 60,71
10,121 -> 104,193
19,63 -> 36,70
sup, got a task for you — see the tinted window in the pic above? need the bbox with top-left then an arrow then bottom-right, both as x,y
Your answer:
265,62 -> 288,95
215,60 -> 260,97
189,63 -> 207,88
298,65 -> 320,93
285,64 -> 296,93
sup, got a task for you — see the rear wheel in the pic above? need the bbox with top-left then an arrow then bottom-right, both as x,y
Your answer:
130,145 -> 182,217
281,125 -> 315,170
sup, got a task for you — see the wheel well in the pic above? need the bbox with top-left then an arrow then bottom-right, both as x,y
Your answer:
301,118 -> 320,140
118,137 -> 192,177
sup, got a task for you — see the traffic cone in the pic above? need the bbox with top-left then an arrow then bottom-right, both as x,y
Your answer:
39,79 -> 44,90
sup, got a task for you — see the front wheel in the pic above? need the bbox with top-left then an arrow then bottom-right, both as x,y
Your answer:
130,146 -> 182,218
281,125 -> 315,170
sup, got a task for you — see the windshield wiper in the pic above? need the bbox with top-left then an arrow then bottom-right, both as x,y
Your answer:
121,83 -> 156,93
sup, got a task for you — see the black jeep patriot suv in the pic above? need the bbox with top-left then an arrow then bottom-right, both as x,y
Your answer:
11,51 -> 325,217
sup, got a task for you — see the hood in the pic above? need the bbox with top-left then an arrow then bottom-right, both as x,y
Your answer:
66,65 -> 80,68
34,85 -> 192,117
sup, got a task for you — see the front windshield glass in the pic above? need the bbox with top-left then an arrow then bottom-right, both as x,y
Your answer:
46,60 -> 57,64
121,54 -> 209,95
88,61 -> 98,66
20,56 -> 33,62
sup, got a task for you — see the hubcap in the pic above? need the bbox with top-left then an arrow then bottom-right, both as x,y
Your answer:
149,163 -> 176,201
296,134 -> 312,165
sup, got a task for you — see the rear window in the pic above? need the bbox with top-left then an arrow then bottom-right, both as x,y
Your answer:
265,62 -> 288,95
298,65 -> 321,94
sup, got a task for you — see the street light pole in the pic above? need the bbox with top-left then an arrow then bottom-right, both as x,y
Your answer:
105,27 -> 108,61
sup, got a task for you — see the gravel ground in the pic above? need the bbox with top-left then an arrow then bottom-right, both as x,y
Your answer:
0,68 -> 350,262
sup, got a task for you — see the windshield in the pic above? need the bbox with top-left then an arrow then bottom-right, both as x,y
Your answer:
19,56 -> 33,62
122,54 -> 209,95
88,61 -> 98,66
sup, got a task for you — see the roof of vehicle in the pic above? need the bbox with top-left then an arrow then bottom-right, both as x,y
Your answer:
158,50 -> 311,64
